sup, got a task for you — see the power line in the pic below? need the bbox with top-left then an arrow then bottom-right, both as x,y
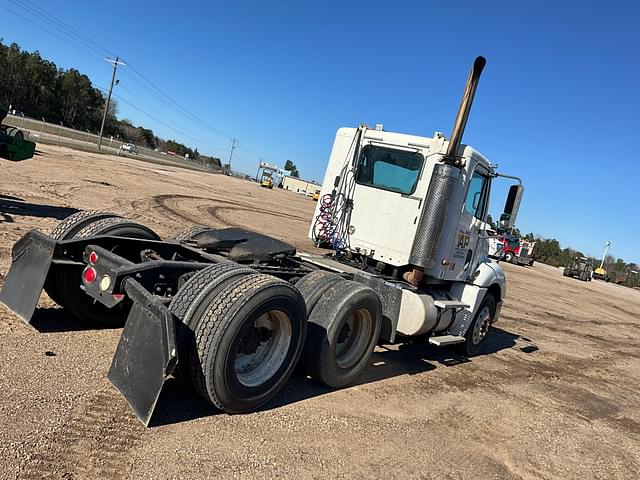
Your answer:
2,0 -> 273,166
101,88 -> 231,154
122,65 -> 235,141
115,84 -> 229,151
0,2 -> 104,62
113,95 -> 228,153
118,68 -> 233,143
115,83 -> 223,150
236,143 -> 264,161
10,0 -> 114,57
118,67 -> 273,166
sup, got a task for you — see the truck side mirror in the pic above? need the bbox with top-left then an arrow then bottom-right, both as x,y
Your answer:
499,184 -> 524,229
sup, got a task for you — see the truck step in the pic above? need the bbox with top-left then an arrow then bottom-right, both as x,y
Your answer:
433,300 -> 469,310
428,335 -> 466,346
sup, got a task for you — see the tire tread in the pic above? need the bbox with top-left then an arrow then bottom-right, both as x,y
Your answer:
192,274 -> 288,408
169,262 -> 256,382
49,210 -> 121,240
173,225 -> 212,242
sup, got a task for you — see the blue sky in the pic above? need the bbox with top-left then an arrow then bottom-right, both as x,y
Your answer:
1,0 -> 638,264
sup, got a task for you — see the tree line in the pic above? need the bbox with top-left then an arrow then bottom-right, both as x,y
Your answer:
486,216 -> 639,288
0,40 -> 221,170
523,235 -> 638,288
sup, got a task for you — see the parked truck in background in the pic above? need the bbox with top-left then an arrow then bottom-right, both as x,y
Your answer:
488,231 -> 535,266
563,256 -> 594,281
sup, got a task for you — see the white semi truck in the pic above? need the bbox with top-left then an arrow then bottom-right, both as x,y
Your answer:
0,56 -> 523,425
308,124 -> 510,345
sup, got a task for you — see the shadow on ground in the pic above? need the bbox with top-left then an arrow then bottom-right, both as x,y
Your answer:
150,326 -> 529,427
29,307 -> 119,333
0,197 -> 78,223
150,379 -> 217,427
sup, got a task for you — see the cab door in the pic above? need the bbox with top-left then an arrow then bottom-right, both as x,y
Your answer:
347,143 -> 425,264
451,166 -> 491,281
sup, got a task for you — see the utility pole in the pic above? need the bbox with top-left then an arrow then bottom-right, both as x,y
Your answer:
97,56 -> 126,152
256,158 -> 263,181
599,241 -> 612,270
227,138 -> 237,175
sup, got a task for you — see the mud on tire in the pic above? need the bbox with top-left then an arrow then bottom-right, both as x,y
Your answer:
302,280 -> 382,388
294,270 -> 343,315
460,293 -> 496,356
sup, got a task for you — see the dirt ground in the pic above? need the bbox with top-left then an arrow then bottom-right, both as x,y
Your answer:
1,144 -> 639,480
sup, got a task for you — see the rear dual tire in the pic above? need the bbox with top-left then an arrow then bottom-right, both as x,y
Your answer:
294,270 -> 343,315
45,210 -> 123,305
44,210 -> 160,326
172,268 -> 383,412
297,272 -> 382,388
169,262 -> 257,384
172,224 -> 213,242
170,267 -> 307,413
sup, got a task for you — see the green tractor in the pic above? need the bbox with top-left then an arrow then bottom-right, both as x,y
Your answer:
0,104 -> 36,161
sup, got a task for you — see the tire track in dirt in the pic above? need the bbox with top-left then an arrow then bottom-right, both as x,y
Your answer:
149,194 -> 310,226
205,205 -> 309,227
17,390 -> 144,480
5,172 -> 77,202
516,312 -> 640,349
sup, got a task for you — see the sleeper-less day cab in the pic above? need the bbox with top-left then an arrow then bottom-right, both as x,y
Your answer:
0,56 -> 523,425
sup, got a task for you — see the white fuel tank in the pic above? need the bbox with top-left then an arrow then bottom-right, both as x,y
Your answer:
396,290 -> 454,336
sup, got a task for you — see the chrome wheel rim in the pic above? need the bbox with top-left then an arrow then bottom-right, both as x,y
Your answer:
335,308 -> 373,369
234,310 -> 292,388
472,305 -> 492,345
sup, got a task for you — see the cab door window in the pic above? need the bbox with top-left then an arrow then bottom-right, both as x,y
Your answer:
464,171 -> 489,220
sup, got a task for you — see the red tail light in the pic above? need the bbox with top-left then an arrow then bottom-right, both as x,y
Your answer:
83,266 -> 97,284
88,251 -> 98,264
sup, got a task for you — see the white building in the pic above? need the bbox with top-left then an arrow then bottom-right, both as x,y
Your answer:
281,176 -> 320,197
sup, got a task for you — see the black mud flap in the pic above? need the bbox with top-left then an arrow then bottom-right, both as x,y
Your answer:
108,279 -> 178,426
0,230 -> 55,323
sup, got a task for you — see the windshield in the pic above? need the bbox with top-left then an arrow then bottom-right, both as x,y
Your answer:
355,145 -> 423,195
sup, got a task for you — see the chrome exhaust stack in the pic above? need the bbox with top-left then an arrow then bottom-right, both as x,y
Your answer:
443,56 -> 486,166
405,57 -> 486,285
